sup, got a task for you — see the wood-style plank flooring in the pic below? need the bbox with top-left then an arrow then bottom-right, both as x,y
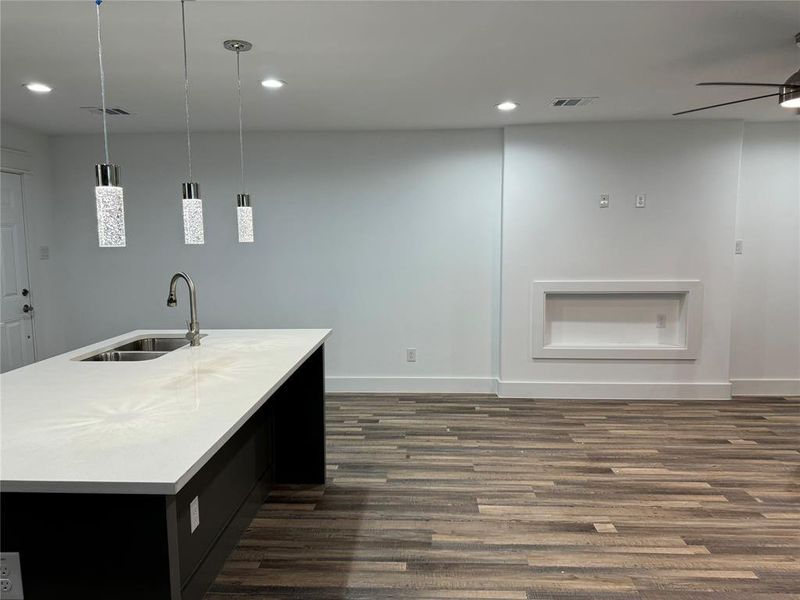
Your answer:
206,395 -> 800,599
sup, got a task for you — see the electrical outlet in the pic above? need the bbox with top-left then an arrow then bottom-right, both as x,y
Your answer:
0,552 -> 24,599
406,348 -> 417,363
656,314 -> 667,329
190,496 -> 200,533
600,194 -> 610,208
735,239 -> 743,255
635,193 -> 646,208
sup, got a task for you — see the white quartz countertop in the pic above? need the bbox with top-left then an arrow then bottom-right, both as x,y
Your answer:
0,329 -> 331,495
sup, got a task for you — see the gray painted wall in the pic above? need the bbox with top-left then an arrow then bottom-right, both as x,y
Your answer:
4,121 -> 797,395
48,129 -> 503,385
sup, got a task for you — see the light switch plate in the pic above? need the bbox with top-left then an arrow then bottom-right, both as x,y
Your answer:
0,552 -> 24,600
600,194 -> 610,208
735,239 -> 743,255
190,496 -> 200,533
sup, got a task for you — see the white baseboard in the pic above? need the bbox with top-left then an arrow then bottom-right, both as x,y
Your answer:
730,379 -> 800,397
325,376 -> 732,399
497,380 -> 731,400
326,376 -> 498,395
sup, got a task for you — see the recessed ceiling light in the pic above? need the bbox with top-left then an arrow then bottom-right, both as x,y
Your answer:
24,82 -> 52,94
496,101 -> 518,111
261,78 -> 285,90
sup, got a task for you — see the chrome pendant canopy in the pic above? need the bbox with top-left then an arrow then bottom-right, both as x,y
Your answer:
223,39 -> 252,53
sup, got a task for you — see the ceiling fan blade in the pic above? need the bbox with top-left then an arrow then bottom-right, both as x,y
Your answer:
673,92 -> 781,116
697,82 -> 800,88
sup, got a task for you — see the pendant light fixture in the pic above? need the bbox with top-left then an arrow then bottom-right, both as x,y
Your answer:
224,39 -> 254,243
179,0 -> 204,244
93,0 -> 125,247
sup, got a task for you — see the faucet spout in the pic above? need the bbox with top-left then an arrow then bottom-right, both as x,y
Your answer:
167,272 -> 201,346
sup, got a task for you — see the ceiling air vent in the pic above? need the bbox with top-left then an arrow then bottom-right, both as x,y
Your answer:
551,97 -> 597,107
81,106 -> 131,116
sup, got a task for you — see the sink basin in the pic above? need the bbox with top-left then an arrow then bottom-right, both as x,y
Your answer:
76,334 -> 205,362
82,351 -> 167,362
111,337 -> 190,352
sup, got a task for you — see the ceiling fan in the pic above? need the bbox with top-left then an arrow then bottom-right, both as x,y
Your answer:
673,32 -> 800,116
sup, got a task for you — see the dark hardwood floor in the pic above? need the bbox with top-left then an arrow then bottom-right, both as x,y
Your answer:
205,395 -> 800,599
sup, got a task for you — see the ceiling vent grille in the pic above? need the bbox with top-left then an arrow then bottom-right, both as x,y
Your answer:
81,106 -> 131,116
551,97 -> 597,107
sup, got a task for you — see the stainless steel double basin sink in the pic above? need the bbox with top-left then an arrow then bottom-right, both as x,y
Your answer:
79,336 -> 196,362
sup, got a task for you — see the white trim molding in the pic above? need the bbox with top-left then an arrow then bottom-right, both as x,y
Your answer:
730,379 -> 800,397
530,280 -> 703,360
325,377 -> 731,399
497,380 -> 731,400
326,376 -> 498,395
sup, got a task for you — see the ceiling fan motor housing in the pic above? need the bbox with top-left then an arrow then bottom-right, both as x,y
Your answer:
779,68 -> 800,107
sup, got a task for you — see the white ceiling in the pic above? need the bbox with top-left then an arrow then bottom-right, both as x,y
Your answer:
2,1 -> 799,134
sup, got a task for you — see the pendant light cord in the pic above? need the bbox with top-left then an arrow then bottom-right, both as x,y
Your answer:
180,0 -> 192,181
95,0 -> 110,165
236,49 -> 245,193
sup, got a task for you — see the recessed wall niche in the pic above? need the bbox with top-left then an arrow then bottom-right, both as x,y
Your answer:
531,280 -> 703,360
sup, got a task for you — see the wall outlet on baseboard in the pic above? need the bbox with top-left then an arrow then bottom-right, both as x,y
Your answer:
0,552 -> 24,599
406,348 -> 417,362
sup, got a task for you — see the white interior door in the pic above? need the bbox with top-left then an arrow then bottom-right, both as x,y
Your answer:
1,171 -> 35,373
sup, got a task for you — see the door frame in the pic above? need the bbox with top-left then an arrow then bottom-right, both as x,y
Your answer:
1,146 -> 38,363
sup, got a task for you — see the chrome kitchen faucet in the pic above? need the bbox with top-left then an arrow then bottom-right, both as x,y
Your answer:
167,272 -> 201,346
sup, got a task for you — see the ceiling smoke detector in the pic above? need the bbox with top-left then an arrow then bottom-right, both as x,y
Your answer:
81,106 -> 131,116
551,97 -> 597,107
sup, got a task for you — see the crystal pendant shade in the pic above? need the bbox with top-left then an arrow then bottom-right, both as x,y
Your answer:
237,193 -> 254,243
181,183 -> 204,245
95,164 -> 126,247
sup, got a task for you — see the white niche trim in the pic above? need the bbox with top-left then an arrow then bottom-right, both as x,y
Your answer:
531,280 -> 702,360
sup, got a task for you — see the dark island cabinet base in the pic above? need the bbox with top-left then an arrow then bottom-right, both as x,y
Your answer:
0,345 -> 326,600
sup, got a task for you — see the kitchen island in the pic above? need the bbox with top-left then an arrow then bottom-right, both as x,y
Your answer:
0,329 -> 330,600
